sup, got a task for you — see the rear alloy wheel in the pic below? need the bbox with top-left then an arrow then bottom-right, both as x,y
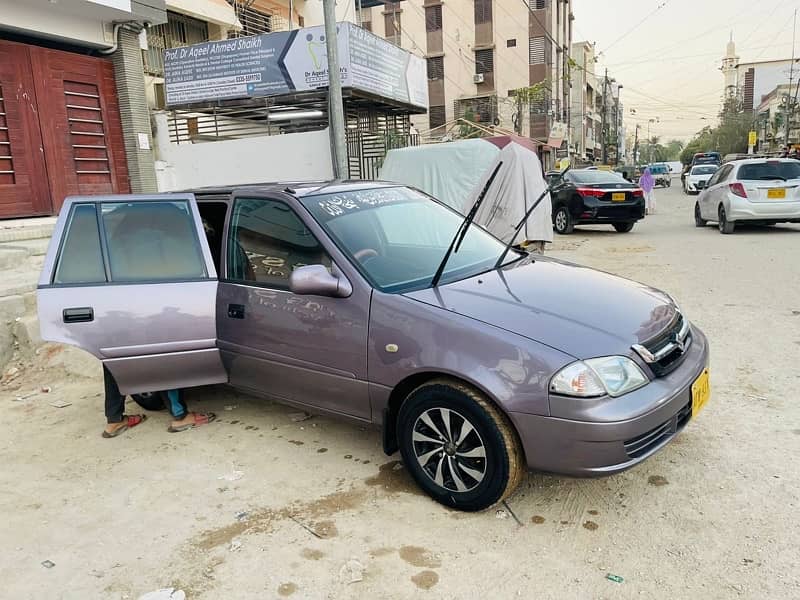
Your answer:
131,392 -> 166,411
398,379 -> 524,512
694,202 -> 707,227
718,205 -> 735,234
613,222 -> 635,233
553,206 -> 574,234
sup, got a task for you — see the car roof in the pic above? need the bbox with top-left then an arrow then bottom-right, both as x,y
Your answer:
181,180 -> 401,199
727,157 -> 797,166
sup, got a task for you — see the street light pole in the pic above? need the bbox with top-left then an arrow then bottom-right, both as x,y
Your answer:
601,68 -> 608,164
784,8 -> 797,148
323,0 -> 348,179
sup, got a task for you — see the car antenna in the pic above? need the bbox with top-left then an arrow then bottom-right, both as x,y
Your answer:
430,161 -> 503,288
493,166 -> 571,270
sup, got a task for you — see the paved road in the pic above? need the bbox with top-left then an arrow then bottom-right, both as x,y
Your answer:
1,179 -> 799,599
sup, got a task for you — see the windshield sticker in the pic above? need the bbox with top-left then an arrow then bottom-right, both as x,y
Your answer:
316,189 -> 409,217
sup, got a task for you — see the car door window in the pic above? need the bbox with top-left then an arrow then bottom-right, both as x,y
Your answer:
101,201 -> 207,282
53,203 -> 107,284
227,197 -> 331,290
53,200 -> 207,285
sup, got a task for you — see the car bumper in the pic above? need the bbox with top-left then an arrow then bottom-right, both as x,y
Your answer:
576,199 -> 645,223
686,180 -> 708,191
509,326 -> 710,476
727,196 -> 800,221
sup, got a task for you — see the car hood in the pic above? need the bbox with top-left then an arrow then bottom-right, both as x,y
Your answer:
688,174 -> 713,181
404,257 -> 677,359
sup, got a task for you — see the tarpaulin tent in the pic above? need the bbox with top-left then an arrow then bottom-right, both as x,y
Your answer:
380,135 -> 553,244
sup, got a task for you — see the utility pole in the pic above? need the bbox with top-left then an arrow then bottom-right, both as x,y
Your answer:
323,0 -> 348,179
601,68 -> 608,164
784,8 -> 797,149
633,123 -> 640,165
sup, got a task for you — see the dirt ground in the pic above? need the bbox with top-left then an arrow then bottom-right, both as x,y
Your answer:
2,182 -> 799,600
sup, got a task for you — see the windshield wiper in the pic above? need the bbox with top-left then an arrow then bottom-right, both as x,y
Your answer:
493,167 -> 570,269
430,162 -> 503,287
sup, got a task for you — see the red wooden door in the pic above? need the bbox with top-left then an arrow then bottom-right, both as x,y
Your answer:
0,42 -> 51,217
30,45 -> 130,213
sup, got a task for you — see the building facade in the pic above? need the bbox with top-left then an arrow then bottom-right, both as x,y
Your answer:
723,37 -> 797,112
361,0 -> 572,169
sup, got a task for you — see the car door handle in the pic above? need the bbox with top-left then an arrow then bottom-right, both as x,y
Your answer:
63,307 -> 94,323
227,304 -> 245,319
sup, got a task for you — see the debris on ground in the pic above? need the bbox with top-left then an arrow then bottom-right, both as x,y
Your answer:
49,399 -> 72,409
235,511 -> 249,522
289,412 -> 313,422
338,559 -> 365,584
605,573 -> 624,583
89,569 -> 104,578
1,366 -> 20,384
138,588 -> 186,600
41,560 -> 55,569
13,391 -> 38,402
218,470 -> 244,482
495,509 -> 509,520
224,405 -> 237,411
41,386 -> 52,393
229,538 -> 243,552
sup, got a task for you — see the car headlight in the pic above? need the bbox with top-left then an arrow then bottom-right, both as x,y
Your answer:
550,356 -> 649,398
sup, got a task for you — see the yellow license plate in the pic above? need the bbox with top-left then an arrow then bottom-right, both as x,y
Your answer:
691,369 -> 710,417
612,192 -> 626,201
767,188 -> 786,199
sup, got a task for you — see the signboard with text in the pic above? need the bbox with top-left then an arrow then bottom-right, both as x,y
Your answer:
164,22 -> 428,110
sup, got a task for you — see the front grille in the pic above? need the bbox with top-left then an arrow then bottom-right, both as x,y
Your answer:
642,313 -> 692,377
624,400 -> 692,459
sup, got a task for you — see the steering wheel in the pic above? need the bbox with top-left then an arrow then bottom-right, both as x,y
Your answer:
353,248 -> 378,262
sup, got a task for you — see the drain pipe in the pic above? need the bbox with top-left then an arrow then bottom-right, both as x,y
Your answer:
97,21 -> 149,55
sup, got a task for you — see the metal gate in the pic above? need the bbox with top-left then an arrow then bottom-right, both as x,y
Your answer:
345,107 -> 419,180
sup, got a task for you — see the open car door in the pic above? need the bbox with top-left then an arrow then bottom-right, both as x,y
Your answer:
37,194 -> 228,395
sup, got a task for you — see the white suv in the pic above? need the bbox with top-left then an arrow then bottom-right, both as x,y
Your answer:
694,158 -> 800,234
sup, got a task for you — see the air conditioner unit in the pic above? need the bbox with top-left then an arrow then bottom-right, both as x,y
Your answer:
473,73 -> 485,84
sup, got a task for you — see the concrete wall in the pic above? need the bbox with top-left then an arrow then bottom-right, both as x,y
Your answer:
153,112 -> 333,191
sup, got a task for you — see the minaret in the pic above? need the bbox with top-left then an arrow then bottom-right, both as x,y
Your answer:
721,32 -> 739,98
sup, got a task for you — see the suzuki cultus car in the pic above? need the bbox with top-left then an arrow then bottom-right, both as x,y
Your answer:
38,182 -> 710,511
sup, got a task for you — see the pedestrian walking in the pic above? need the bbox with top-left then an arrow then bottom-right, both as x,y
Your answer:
640,167 -> 656,215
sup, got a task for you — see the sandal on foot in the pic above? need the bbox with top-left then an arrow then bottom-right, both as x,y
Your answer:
167,412 -> 217,433
102,414 -> 147,438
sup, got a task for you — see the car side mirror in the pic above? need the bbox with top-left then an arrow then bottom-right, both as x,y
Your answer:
289,264 -> 353,298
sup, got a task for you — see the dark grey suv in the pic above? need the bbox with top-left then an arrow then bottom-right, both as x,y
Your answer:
38,182 -> 710,511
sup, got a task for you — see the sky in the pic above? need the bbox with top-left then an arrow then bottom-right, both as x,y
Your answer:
571,0 -> 800,142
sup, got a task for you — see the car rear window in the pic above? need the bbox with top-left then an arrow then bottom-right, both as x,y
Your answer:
101,201 -> 206,282
737,161 -> 800,181
53,204 -> 106,284
691,165 -> 718,175
567,170 -> 628,184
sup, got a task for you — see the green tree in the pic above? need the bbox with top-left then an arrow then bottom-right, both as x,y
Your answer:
664,139 -> 684,161
681,98 -> 753,164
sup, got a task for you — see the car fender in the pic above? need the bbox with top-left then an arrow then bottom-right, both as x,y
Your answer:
367,291 -> 575,423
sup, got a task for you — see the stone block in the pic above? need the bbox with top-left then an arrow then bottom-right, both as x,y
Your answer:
0,295 -> 26,325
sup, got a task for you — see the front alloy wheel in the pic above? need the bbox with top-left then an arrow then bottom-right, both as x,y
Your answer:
398,379 -> 524,511
694,202 -> 707,227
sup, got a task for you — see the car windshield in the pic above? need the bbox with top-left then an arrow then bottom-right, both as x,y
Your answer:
301,187 -> 519,293
738,161 -> 800,181
567,170 -> 628,184
691,165 -> 718,175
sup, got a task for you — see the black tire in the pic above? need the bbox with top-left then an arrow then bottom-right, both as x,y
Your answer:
694,202 -> 707,227
397,378 -> 524,512
131,392 -> 166,411
613,222 -> 635,233
666,179 -> 672,188
718,205 -> 735,234
553,205 -> 574,235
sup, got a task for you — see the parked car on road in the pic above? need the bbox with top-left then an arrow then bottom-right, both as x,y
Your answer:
682,152 -> 722,188
695,158 -> 800,233
548,169 -> 645,234
683,164 -> 718,195
38,182 -> 710,511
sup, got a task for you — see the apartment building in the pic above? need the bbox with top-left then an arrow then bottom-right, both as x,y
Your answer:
361,0 -> 572,168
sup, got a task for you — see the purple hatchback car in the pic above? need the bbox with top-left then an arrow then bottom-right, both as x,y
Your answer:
38,182 -> 710,511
